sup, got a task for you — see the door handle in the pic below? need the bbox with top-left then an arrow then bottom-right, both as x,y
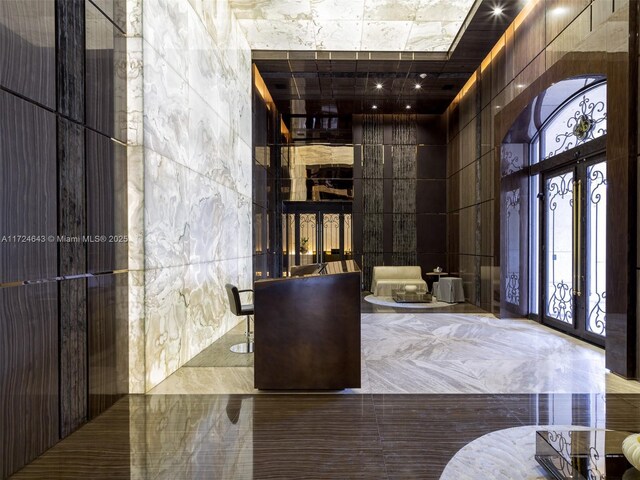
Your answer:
573,179 -> 582,297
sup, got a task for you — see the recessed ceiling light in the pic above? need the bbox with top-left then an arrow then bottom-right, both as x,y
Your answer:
376,83 -> 383,89
405,105 -> 411,110
372,105 -> 378,110
492,6 -> 503,15
415,84 -> 421,90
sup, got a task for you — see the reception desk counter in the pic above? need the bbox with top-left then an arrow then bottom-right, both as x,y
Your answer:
254,271 -> 361,390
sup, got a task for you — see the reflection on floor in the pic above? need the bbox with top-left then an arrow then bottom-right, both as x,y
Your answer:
150,312 -> 640,395
13,393 -> 640,479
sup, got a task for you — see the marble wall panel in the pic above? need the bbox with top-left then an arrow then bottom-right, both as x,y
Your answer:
0,90 -> 57,284
141,0 -> 252,389
127,145 -> 144,272
187,96 -> 251,197
126,36 -> 144,147
144,259 -> 240,390
183,168 -> 242,265
0,0 -> 55,108
144,150 -> 191,268
126,0 -> 145,395
143,0 -> 188,75
127,270 -> 145,393
143,44 -> 189,167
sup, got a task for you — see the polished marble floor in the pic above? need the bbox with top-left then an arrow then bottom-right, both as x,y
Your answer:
13,393 -> 640,479
14,307 -> 640,478
150,312 -> 640,395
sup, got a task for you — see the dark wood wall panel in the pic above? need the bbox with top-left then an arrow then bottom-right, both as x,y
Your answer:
445,1 -> 629,316
0,0 -> 55,108
354,114 -> 446,290
58,119 -> 87,276
85,1 -> 126,142
0,90 -> 57,284
57,0 -> 85,122
0,283 -> 59,478
88,273 -> 128,419
89,0 -> 127,33
1,1 -> 129,474
252,78 -> 285,280
86,130 -> 128,274
59,278 -> 88,437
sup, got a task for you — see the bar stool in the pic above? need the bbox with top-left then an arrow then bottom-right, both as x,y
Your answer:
225,284 -> 254,354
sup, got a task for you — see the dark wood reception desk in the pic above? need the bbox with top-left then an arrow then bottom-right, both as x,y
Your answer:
254,271 -> 361,390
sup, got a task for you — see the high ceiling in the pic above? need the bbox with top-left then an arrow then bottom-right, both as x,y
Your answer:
229,0 -> 476,51
249,0 -> 528,137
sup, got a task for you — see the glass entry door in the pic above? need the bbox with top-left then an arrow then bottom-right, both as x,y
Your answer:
541,158 -> 606,345
282,202 -> 353,275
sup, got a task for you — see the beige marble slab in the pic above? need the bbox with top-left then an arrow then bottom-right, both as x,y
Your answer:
148,313 -> 640,395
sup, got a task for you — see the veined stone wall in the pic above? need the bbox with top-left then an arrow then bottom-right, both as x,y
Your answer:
140,0 -> 252,390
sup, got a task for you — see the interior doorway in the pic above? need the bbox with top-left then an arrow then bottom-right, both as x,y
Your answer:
282,201 -> 353,275
540,156 -> 607,346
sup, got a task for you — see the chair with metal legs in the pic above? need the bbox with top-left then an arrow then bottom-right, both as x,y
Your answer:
225,284 -> 254,354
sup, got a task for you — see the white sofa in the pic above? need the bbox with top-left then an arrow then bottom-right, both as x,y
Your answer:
370,266 -> 428,297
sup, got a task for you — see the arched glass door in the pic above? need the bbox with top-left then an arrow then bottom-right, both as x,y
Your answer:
541,158 -> 606,344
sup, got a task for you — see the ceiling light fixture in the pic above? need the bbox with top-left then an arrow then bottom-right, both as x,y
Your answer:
376,83 -> 383,89
405,105 -> 411,110
415,84 -> 421,90
372,105 -> 378,110
492,6 -> 503,15
419,73 -> 427,79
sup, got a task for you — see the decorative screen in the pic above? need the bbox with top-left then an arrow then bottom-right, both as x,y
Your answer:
540,82 -> 607,160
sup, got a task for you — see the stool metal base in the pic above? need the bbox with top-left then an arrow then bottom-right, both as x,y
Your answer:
230,341 -> 254,354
